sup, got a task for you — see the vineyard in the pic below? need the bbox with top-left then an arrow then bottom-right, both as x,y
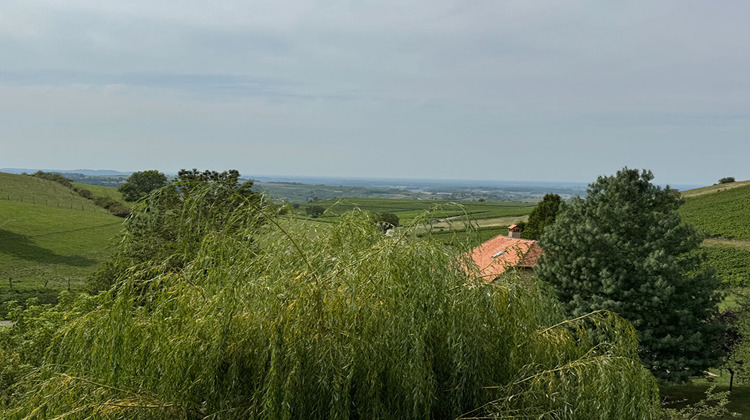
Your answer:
680,184 -> 750,240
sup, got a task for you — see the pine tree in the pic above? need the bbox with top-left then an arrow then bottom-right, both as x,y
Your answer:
536,168 -> 722,382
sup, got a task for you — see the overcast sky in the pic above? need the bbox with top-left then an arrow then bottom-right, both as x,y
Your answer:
1,1 -> 748,185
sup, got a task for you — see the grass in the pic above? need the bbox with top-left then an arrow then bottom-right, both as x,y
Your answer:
71,181 -> 128,204
680,180 -> 750,198
0,172 -> 105,212
680,184 -> 750,240
660,373 -> 750,418
0,173 -> 124,316
300,198 -> 535,226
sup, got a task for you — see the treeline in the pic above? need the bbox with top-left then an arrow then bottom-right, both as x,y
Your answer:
31,171 -> 130,217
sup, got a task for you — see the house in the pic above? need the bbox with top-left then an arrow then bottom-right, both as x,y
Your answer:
469,225 -> 542,281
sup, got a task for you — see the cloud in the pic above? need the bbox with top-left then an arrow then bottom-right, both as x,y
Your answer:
1,1 -> 750,184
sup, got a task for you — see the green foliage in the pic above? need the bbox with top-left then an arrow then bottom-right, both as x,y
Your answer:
31,171 -> 74,188
523,193 -> 564,239
699,246 -> 750,287
118,170 -> 168,202
723,294 -> 750,389
680,185 -> 750,240
661,385 -> 736,419
301,198 -> 534,226
375,212 -> 399,231
719,177 -> 736,184
0,172 -> 123,312
2,199 -> 660,418
537,168 -> 722,382
305,205 -> 325,218
88,169 -> 263,293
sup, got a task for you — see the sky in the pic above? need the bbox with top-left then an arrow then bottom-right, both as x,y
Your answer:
1,1 -> 749,186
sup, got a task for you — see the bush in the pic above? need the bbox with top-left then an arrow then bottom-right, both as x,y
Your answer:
306,205 -> 325,218
93,196 -> 119,210
719,177 -> 736,184
107,205 -> 131,218
31,171 -> 73,188
375,212 -> 399,231
74,188 -> 93,200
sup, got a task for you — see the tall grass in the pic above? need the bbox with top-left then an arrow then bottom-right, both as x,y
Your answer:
2,188 -> 659,419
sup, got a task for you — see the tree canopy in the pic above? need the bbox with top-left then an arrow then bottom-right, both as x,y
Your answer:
523,193 -> 563,240
536,168 -> 722,382
375,212 -> 399,232
118,170 -> 167,202
88,169 -> 264,292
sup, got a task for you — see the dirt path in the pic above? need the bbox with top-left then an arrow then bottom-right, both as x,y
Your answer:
703,238 -> 750,251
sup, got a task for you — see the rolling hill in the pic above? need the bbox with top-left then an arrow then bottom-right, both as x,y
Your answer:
680,180 -> 750,288
0,172 -> 124,314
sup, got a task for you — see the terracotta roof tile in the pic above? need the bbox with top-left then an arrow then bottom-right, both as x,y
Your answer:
469,234 -> 542,281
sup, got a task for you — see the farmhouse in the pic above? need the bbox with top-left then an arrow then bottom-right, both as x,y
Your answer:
469,225 -> 542,281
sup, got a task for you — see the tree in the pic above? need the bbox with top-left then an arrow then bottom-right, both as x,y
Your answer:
5,210 -> 661,418
306,205 -> 325,218
523,193 -> 563,239
718,177 -> 735,184
375,212 -> 399,232
536,168 -> 722,382
118,170 -> 167,201
89,169 -> 264,292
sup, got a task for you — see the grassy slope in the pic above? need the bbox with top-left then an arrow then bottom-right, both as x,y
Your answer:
680,180 -> 750,198
71,181 -> 127,202
0,173 -> 124,314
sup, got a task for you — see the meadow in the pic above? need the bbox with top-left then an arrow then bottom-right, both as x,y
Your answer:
0,173 -> 124,316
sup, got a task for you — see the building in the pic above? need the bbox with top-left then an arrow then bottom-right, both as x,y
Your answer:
469,225 -> 542,281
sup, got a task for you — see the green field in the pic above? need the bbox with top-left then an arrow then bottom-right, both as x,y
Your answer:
300,198 -> 535,226
0,173 -> 124,316
71,181 -> 128,204
660,372 -> 750,418
680,184 -> 750,240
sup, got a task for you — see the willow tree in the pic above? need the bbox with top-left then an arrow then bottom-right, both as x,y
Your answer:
537,168 -> 722,382
88,169 -> 264,292
2,187 -> 660,419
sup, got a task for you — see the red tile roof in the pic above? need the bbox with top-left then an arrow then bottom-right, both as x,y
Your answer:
469,234 -> 542,280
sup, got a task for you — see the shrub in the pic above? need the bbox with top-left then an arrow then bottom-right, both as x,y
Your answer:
31,171 -> 73,188
375,212 -> 399,231
306,205 -> 325,218
93,196 -> 119,210
107,205 -> 131,218
719,177 -> 736,184
75,188 -> 93,200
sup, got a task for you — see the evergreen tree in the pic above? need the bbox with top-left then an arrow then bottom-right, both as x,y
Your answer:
524,193 -> 563,239
536,168 -> 722,382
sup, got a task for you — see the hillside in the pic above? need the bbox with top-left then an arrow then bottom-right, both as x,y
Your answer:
678,181 -> 750,289
680,182 -> 750,240
0,172 -> 124,313
680,180 -> 750,198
